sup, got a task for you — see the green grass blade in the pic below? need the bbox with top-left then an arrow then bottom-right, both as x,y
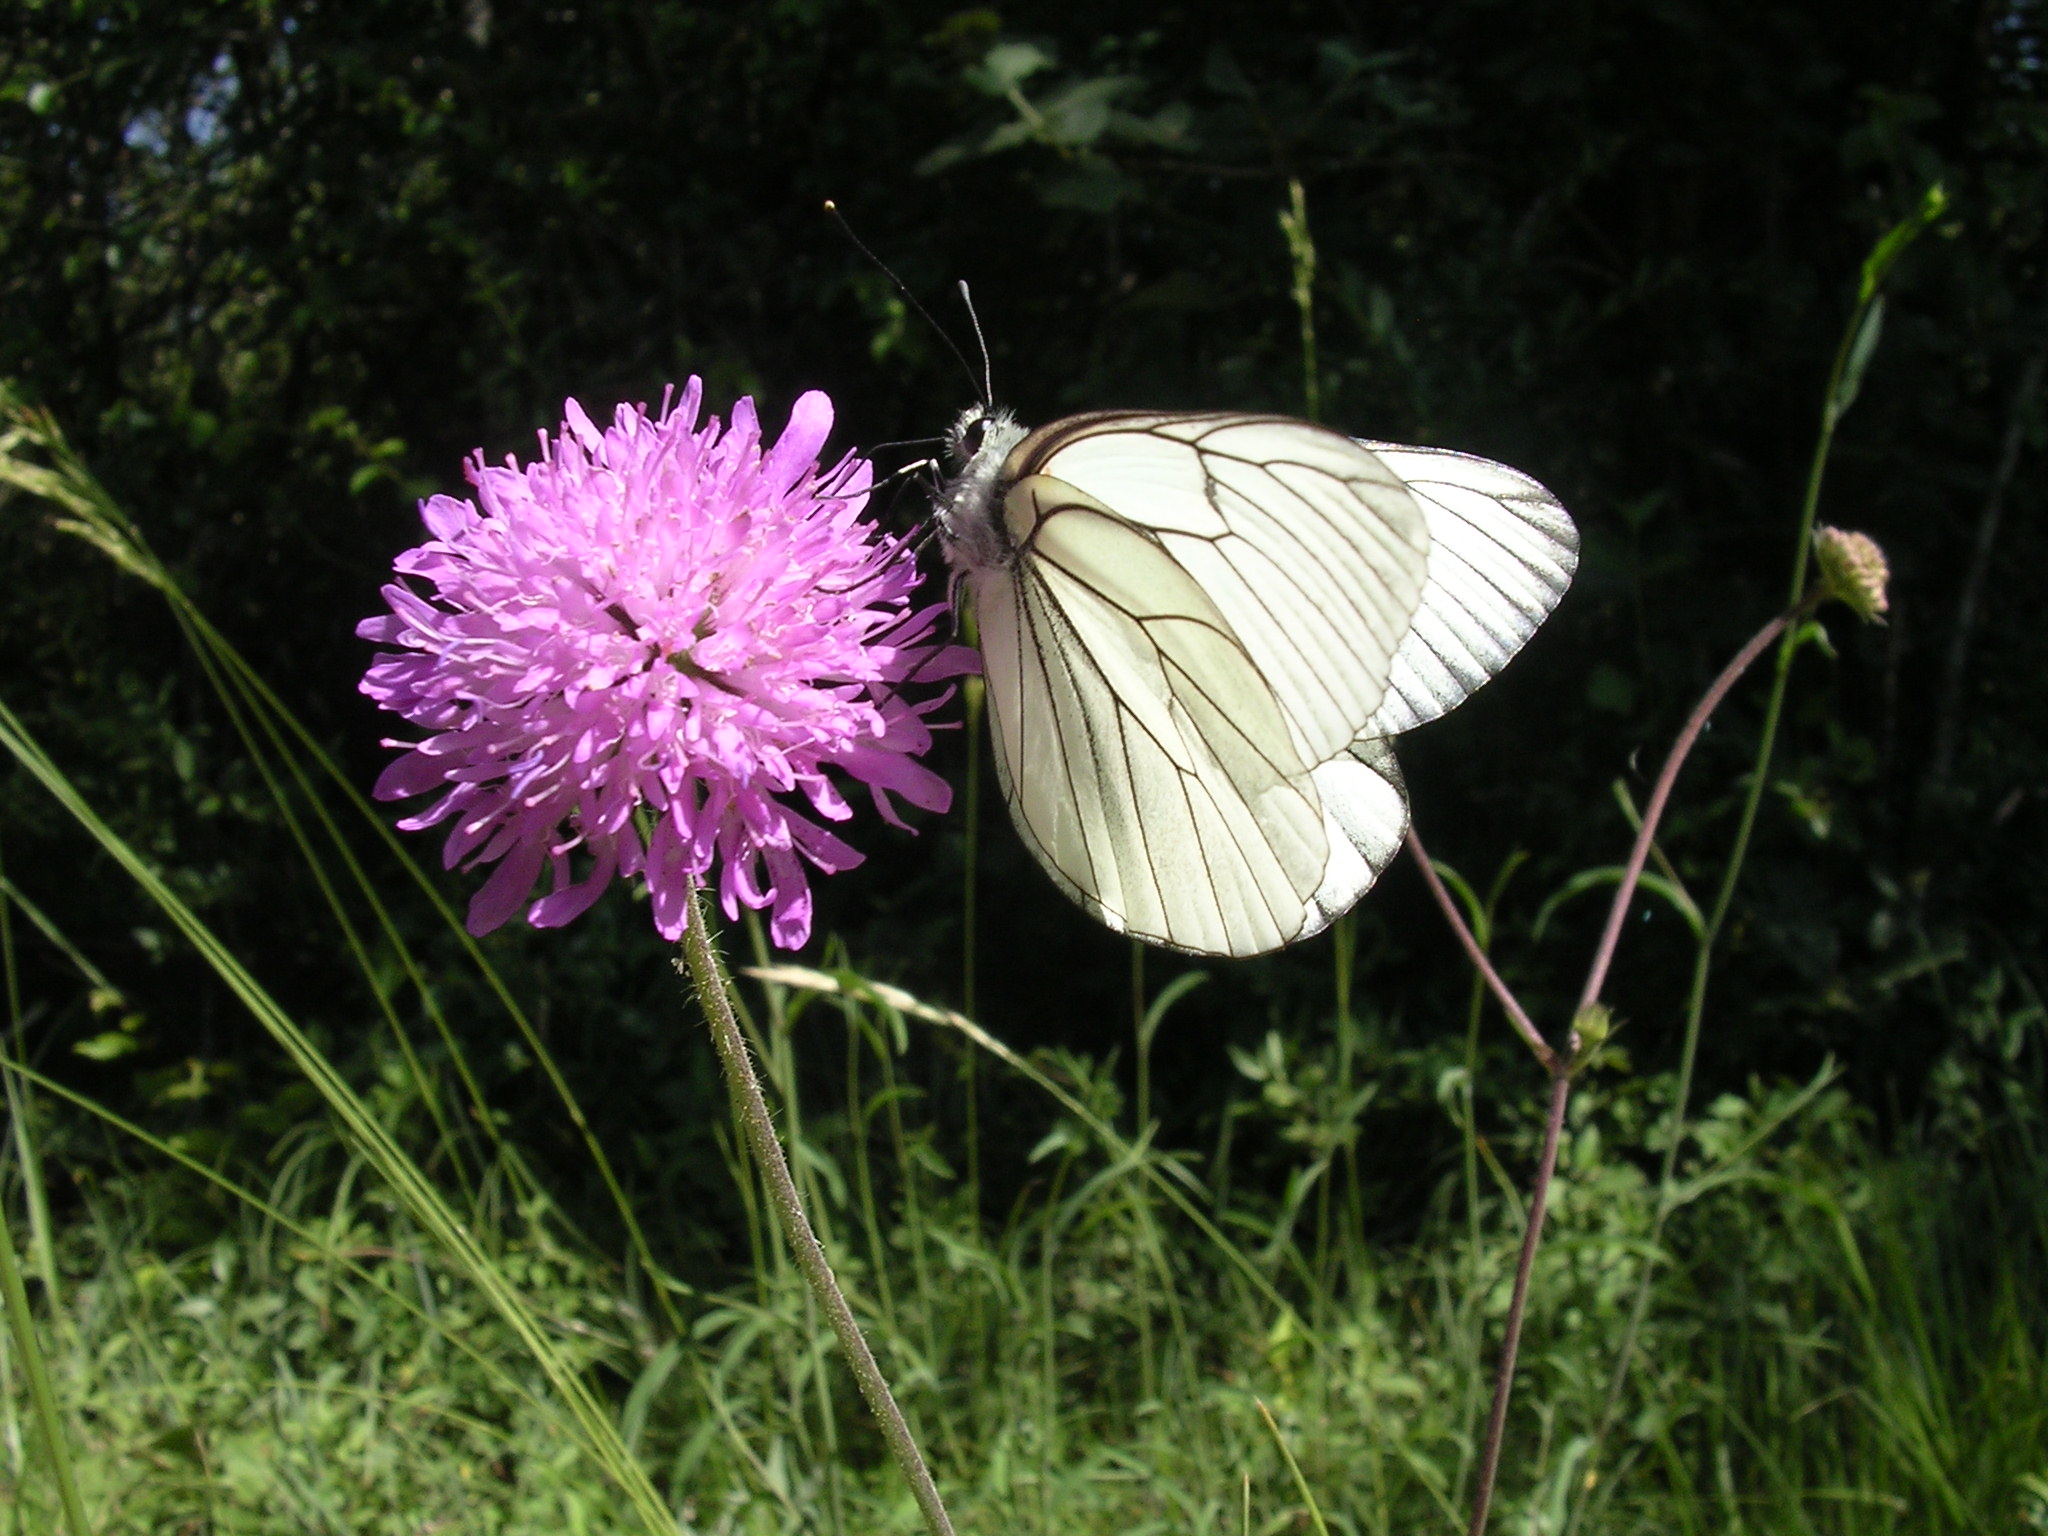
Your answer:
0,699 -> 675,1536
0,1207 -> 91,1534
749,962 -> 1325,1355
1,388 -> 690,1335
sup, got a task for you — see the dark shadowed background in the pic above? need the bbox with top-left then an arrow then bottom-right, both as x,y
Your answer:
4,0 -> 2043,1254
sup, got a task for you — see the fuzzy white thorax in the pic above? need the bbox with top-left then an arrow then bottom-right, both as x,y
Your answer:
936,404 -> 1029,576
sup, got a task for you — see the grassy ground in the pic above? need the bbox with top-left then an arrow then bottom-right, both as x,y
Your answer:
5,961 -> 2045,1535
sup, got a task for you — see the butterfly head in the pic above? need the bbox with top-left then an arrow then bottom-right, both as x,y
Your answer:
937,404 -> 1028,575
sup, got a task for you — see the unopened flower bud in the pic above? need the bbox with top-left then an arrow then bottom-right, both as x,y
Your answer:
1813,526 -> 1890,623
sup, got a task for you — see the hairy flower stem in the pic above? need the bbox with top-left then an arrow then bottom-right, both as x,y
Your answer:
679,887 -> 957,1536
1421,595 -> 1818,1536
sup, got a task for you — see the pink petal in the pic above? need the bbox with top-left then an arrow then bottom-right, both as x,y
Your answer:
528,841 -> 619,928
761,391 -> 833,496
465,836 -> 549,935
359,375 -> 965,951
563,397 -> 604,454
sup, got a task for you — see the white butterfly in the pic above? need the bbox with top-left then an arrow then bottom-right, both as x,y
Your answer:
936,408 -> 1578,957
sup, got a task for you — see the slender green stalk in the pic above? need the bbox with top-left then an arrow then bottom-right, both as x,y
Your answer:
846,1017 -> 900,1333
194,606 -> 687,1332
751,961 -> 1325,1354
1683,190 -> 1944,964
955,647 -> 988,1457
176,613 -> 480,1205
1257,1396 -> 1333,1536
1280,177 -> 1322,424
1131,941 -> 1150,1132
1038,1198 -> 1060,1535
1420,596 -> 1811,1534
0,1050 -> 570,1437
1454,961 -> 1488,1505
866,1009 -> 958,1462
1312,157 -> 1352,1257
1425,198 -> 1945,1536
1437,852 -> 1522,1508
961,670 -> 984,1221
1573,604 -> 1807,1013
0,1191 -> 91,1535
0,836 -> 59,1303
1573,612 -> 1817,1478
1289,172 -> 1332,1270
678,888 -> 957,1536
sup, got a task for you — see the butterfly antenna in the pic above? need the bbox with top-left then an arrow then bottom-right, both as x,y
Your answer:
823,200 -> 985,401
957,281 -> 994,407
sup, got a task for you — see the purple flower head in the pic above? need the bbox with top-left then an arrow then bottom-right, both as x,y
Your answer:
358,382 -> 975,949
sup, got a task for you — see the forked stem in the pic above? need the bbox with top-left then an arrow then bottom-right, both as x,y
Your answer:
678,887 -> 956,1536
1419,596 -> 1817,1535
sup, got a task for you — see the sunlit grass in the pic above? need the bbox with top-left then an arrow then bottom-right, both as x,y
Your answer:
4,975 -> 2043,1533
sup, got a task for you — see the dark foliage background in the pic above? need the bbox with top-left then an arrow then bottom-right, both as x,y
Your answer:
3,0 -> 2044,1254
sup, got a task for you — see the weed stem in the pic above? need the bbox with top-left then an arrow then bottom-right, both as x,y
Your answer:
1465,1067 -> 1570,1536
680,887 -> 957,1536
1432,594 -> 1818,1534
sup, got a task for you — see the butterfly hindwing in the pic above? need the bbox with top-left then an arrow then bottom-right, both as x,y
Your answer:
1305,736 -> 1410,936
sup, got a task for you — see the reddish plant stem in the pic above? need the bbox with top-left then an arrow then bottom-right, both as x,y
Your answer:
1576,601 -> 1809,1014
1465,1067 -> 1570,1536
1405,826 -> 1555,1071
1422,596 -> 1813,1536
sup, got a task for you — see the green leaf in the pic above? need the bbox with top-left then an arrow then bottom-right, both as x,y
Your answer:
1827,294 -> 1885,426
1534,865 -> 1704,944
1138,970 -> 1208,1054
968,40 -> 1052,96
1036,75 -> 1136,148
1038,154 -> 1131,214
619,1340 -> 682,1453
72,1030 -> 141,1061
1858,181 -> 1947,303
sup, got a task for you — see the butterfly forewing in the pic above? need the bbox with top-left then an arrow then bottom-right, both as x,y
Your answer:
1357,443 -> 1580,738
1012,416 -> 1432,767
